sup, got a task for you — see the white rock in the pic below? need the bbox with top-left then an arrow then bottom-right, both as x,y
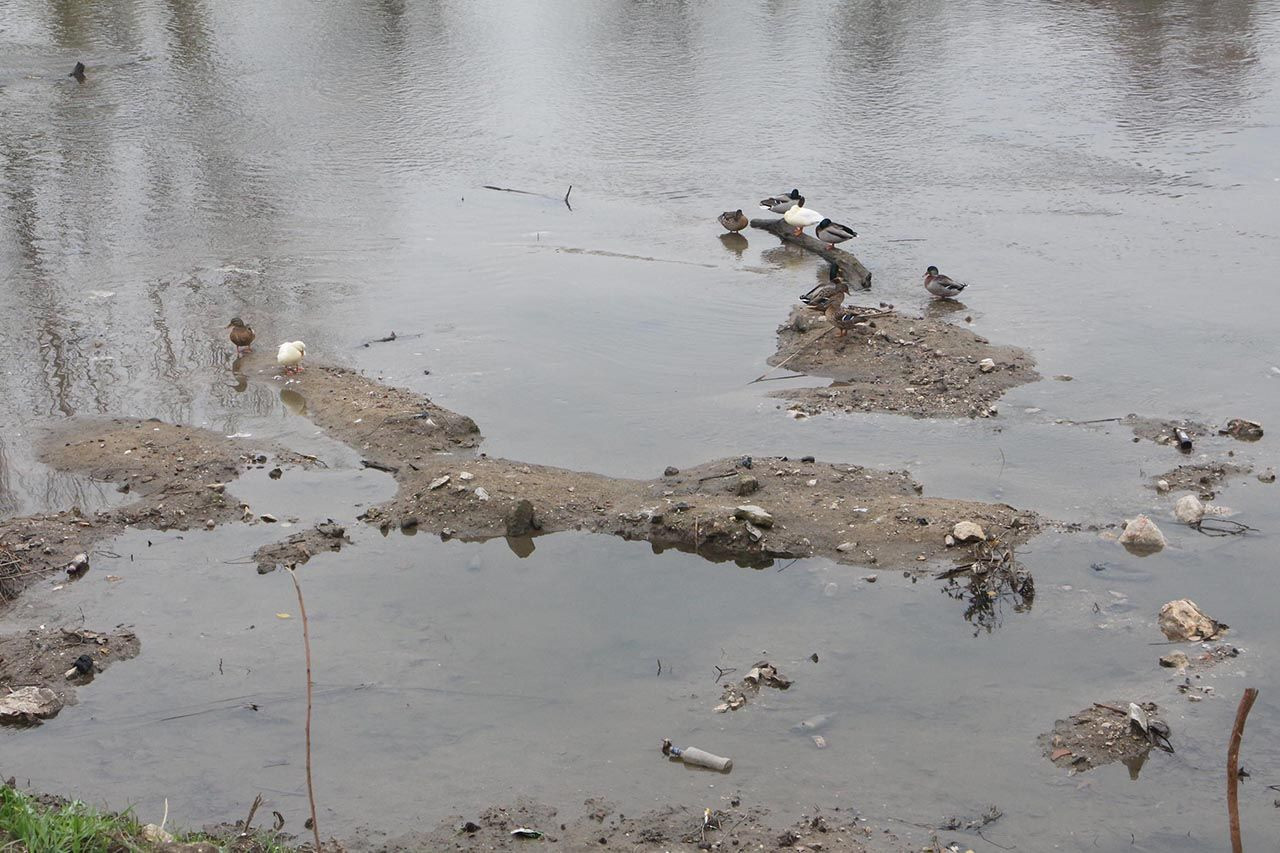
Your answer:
474,487 -> 490,501
836,542 -> 856,552
1174,494 -> 1205,525
0,686 -> 63,722
428,475 -> 450,490
734,505 -> 774,528
1119,514 -> 1166,555
951,521 -> 986,543
459,471 -> 475,481
1155,479 -> 1171,493
944,534 -> 956,547
978,358 -> 996,373
1158,599 -> 1224,641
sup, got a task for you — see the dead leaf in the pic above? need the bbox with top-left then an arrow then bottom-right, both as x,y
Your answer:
1050,748 -> 1073,761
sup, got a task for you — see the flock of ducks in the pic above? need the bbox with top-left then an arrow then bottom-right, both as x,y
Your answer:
225,190 -> 966,368
225,317 -> 307,374
718,188 -> 969,301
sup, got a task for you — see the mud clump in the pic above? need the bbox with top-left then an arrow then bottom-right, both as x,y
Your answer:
1041,702 -> 1164,774
0,626 -> 139,723
770,306 -> 1038,419
1152,462 -> 1251,499
253,521 -> 349,573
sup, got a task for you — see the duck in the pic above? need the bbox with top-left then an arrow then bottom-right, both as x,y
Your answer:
783,202 -> 824,236
277,341 -> 306,374
227,317 -> 255,354
923,266 -> 968,299
717,209 -> 749,233
800,262 -> 849,310
815,219 -> 857,250
759,189 -> 803,215
825,304 -> 876,337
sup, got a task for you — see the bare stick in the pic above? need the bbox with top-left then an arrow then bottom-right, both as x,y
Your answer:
1228,687 -> 1259,853
288,568 -> 322,852
750,326 -> 834,383
242,793 -> 263,834
564,184 -> 573,210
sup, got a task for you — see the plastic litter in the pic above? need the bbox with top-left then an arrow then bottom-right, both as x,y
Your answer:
662,738 -> 733,771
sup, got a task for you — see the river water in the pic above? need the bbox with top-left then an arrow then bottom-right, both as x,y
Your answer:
2,1 -> 1280,849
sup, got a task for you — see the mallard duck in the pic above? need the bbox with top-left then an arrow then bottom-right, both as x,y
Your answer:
815,219 -> 857,250
227,317 -> 255,354
800,262 -> 849,310
759,189 -> 802,214
783,203 -> 824,236
717,209 -> 749,233
825,304 -> 876,337
924,266 -> 968,299
277,341 -> 306,374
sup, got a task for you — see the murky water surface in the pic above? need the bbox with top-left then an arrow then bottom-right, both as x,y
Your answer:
2,1 -> 1280,849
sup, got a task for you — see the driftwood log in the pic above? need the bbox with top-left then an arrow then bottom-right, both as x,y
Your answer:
750,217 -> 872,289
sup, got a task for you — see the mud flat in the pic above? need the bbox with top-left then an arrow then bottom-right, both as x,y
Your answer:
770,306 -> 1039,419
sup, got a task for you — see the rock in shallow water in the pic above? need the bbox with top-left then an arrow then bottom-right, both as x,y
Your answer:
1119,514 -> 1166,555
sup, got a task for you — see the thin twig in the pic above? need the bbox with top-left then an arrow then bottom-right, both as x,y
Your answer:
242,793 -> 263,834
287,569 -> 322,852
750,326 -> 835,383
564,185 -> 573,210
1228,687 -> 1259,853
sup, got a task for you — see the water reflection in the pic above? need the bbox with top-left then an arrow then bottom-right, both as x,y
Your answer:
718,233 -> 748,258
279,388 -> 307,416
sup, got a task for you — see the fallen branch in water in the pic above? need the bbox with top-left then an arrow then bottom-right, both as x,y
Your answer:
1228,687 -> 1259,853
482,185 -> 540,195
749,217 -> 872,289
287,569 -> 323,852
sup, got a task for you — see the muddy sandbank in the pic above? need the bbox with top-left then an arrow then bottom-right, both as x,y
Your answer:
770,306 -> 1039,420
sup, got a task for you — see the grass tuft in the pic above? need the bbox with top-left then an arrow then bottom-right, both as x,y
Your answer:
0,784 -> 141,852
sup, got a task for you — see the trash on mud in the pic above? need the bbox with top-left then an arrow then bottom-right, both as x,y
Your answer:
811,735 -> 827,749
1159,599 -> 1227,641
510,827 -> 543,839
1220,418 -> 1263,441
1041,701 -> 1167,774
0,686 -> 63,724
64,553 -> 89,577
1172,427 -> 1193,451
1118,514 -> 1166,555
662,738 -> 733,772
63,654 -> 95,679
715,660 -> 791,712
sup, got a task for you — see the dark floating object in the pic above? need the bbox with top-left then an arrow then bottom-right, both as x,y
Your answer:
70,61 -> 85,82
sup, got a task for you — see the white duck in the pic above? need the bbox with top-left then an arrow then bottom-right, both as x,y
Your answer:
782,202 -> 824,236
923,266 -> 968,299
277,341 -> 306,374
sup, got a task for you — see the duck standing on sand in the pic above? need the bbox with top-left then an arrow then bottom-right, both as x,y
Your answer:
227,317 -> 255,354
800,262 -> 849,310
277,341 -> 306,374
783,202 -> 824,237
759,189 -> 803,214
717,210 -> 749,233
923,266 -> 968,299
815,219 -> 857,250
825,304 -> 874,337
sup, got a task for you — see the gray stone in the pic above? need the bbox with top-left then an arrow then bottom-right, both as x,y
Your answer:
736,474 -> 760,496
505,499 -> 537,537
734,505 -> 774,528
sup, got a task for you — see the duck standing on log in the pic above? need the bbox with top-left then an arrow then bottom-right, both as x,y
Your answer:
923,266 -> 968,299
783,201 -> 825,236
759,189 -> 803,214
815,218 -> 857,250
717,209 -> 749,233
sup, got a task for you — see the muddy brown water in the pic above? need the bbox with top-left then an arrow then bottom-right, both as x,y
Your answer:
2,1 -> 1280,849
